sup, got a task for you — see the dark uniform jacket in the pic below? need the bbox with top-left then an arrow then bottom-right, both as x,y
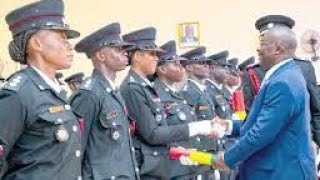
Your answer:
120,70 -> 190,179
181,80 -> 217,152
153,78 -> 205,179
0,67 -> 81,180
242,64 -> 265,112
205,80 -> 233,119
71,70 -> 139,180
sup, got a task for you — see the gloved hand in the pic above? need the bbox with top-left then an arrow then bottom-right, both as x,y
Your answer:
179,155 -> 199,166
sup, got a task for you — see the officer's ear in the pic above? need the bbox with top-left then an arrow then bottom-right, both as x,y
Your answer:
275,42 -> 286,55
185,64 -> 193,72
27,32 -> 42,52
157,64 -> 167,74
94,48 -> 108,62
131,50 -> 143,62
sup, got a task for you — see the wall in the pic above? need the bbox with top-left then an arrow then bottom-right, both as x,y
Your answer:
1,0 -> 319,83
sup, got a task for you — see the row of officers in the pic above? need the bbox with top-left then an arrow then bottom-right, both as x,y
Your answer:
1,0 -> 320,180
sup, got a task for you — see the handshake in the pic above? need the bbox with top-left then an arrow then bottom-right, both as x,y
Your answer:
188,117 -> 231,138
169,147 -> 229,171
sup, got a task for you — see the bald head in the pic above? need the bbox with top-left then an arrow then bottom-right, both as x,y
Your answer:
258,27 -> 298,70
264,27 -> 297,55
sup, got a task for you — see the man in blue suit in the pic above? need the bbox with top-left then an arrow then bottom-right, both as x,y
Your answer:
213,27 -> 316,180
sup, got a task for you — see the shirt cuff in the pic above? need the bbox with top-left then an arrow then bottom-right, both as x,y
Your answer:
225,120 -> 233,135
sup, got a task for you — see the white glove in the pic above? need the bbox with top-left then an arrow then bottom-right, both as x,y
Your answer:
188,120 -> 212,137
211,122 -> 226,138
179,155 -> 199,166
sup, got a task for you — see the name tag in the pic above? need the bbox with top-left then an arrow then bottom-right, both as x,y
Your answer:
49,105 -> 65,114
198,105 -> 208,111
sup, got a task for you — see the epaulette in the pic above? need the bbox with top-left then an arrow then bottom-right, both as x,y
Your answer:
2,73 -> 27,92
79,78 -> 94,91
128,75 -> 151,87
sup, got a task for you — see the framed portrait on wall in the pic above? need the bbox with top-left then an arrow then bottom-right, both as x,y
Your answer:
178,22 -> 200,48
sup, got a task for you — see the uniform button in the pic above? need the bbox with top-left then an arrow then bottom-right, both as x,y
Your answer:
65,104 -> 71,110
57,118 -> 63,123
190,111 -> 195,115
73,125 -> 78,132
176,109 -> 180,112
202,114 -> 206,118
153,151 -> 158,156
156,108 -> 160,112
75,150 -> 81,157
77,176 -> 82,180
106,88 -> 112,93
156,115 -> 162,122
135,167 -> 140,173
112,122 -> 116,126
38,85 -> 44,90
183,100 -> 187,104
111,176 -> 115,180
131,147 -> 135,152
196,137 -> 201,142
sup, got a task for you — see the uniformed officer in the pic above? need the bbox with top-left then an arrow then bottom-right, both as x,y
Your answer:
121,28 -> 217,180
180,47 -> 218,179
225,58 -> 241,96
206,51 -> 232,120
238,56 -> 255,72
241,62 -> 265,112
207,53 -> 239,180
238,56 -> 264,112
0,0 -> 82,179
65,72 -> 85,93
154,40 -> 214,179
254,14 -> 320,146
71,23 -> 139,180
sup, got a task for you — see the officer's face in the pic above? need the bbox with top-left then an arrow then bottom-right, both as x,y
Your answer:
33,29 -> 74,70
190,62 -> 209,79
140,51 -> 159,75
210,65 -> 227,83
225,73 -> 240,87
104,46 -> 128,71
257,34 -> 278,71
160,60 -> 184,82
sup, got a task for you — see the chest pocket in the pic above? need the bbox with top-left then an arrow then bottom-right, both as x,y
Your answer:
29,110 -> 76,141
148,98 -> 165,126
99,108 -> 125,142
196,98 -> 214,120
164,101 -> 191,125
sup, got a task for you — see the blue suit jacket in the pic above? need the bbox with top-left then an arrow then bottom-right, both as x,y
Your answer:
224,61 -> 316,180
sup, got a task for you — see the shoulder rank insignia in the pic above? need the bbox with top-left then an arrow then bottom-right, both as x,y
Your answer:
2,74 -> 26,92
